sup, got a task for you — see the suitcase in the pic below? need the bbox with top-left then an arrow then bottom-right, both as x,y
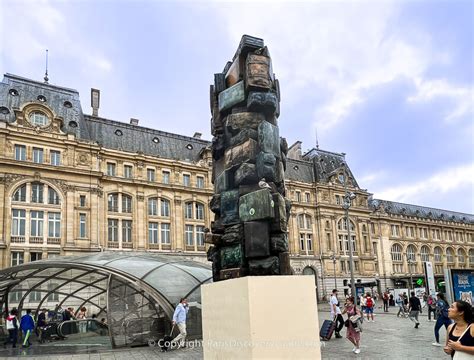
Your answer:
320,318 -> 336,341
159,325 -> 175,352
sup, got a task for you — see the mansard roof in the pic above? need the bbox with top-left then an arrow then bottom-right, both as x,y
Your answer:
369,199 -> 474,225
285,158 -> 315,183
85,115 -> 210,163
0,73 -> 90,139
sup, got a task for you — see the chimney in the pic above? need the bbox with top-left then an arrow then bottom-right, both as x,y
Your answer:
193,132 -> 202,139
91,88 -> 100,117
287,141 -> 302,160
130,118 -> 139,126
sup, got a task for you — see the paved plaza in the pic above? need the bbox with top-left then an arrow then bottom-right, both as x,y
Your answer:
0,306 -> 450,359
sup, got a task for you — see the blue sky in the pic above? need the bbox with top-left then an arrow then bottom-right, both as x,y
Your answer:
1,0 -> 473,213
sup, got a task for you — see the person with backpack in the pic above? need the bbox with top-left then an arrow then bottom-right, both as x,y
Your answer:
20,309 -> 35,347
433,292 -> 452,347
365,293 -> 375,322
4,309 -> 19,348
427,294 -> 437,322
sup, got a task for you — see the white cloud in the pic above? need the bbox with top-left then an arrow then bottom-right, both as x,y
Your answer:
408,78 -> 473,122
374,163 -> 474,205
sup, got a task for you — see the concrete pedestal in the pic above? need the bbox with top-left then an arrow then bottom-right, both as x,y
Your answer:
201,276 -> 321,359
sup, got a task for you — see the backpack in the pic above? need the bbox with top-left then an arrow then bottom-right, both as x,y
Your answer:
6,316 -> 16,330
366,297 -> 373,308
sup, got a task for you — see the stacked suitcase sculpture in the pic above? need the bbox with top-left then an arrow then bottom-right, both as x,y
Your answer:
207,35 -> 292,281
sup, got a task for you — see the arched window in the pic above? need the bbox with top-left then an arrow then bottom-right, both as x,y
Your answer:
195,203 -> 204,220
185,202 -> 193,219
434,247 -> 443,262
420,246 -> 430,262
108,193 -> 119,212
31,182 -> 44,203
391,244 -> 402,261
47,187 -> 60,205
457,249 -> 466,265
29,111 -> 48,126
469,249 -> 474,265
446,248 -> 454,263
337,218 -> 355,231
406,245 -> 416,262
12,184 -> 26,202
161,199 -> 170,217
122,195 -> 132,213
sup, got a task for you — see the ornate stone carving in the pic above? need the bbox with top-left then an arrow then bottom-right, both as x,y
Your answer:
77,152 -> 91,166
1,173 -> 26,189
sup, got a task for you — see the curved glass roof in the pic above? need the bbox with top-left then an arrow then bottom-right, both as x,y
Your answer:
0,252 -> 212,317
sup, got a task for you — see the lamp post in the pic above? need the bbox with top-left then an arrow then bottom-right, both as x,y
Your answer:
342,168 -> 357,298
407,258 -> 415,292
329,253 -> 337,290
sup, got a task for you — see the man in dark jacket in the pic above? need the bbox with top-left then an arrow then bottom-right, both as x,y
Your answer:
408,291 -> 422,328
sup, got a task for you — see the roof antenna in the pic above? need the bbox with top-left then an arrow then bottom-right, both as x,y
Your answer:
44,49 -> 49,84
315,127 -> 319,150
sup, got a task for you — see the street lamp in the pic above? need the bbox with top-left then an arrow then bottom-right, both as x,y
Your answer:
342,169 -> 357,298
329,253 -> 337,290
407,257 -> 415,292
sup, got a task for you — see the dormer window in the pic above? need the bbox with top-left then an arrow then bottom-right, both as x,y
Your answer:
338,173 -> 345,183
29,111 -> 48,126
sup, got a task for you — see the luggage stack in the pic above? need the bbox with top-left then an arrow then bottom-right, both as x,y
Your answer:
207,35 -> 292,281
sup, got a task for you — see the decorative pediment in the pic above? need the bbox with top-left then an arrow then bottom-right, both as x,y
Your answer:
13,102 -> 65,134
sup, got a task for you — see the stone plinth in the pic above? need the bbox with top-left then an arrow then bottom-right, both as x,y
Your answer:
201,276 -> 321,359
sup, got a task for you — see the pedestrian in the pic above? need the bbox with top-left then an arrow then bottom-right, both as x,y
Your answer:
365,293 -> 375,322
360,294 -> 367,314
444,300 -> 474,358
433,292 -> 453,347
330,289 -> 344,339
408,291 -> 422,329
171,297 -> 189,349
427,294 -> 437,322
36,309 -> 47,343
77,307 -> 87,333
383,291 -> 389,312
342,296 -> 362,354
20,309 -> 35,347
4,309 -> 19,348
389,293 -> 395,307
396,294 -> 405,317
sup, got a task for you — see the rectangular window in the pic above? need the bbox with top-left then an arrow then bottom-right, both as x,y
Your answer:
107,163 -> 116,176
196,176 -> 205,189
196,226 -> 205,247
47,283 -> 59,302
48,187 -> 60,205
306,234 -> 313,251
335,195 -> 341,205
79,213 -> 87,238
147,168 -> 156,182
354,261 -> 360,271
391,225 -> 400,237
185,203 -> 193,219
30,252 -> 42,262
108,194 -> 118,212
185,225 -> 194,246
161,223 -> 170,244
9,291 -> 22,303
122,196 -> 132,213
148,198 -> 158,216
305,193 -> 311,203
340,260 -> 346,273
326,233 -> 332,251
195,203 -> 204,220
14,145 -> 26,161
31,183 -> 44,203
30,211 -> 44,237
79,195 -> 86,207
371,223 -> 376,234
50,150 -> 61,166
11,252 -> 24,266
33,147 -> 43,163
29,291 -> 42,302
122,220 -> 132,243
108,219 -> 118,242
299,234 -> 305,251
148,222 -> 159,244
295,191 -> 301,202
183,174 -> 191,187
48,212 -> 61,238
161,199 -> 170,217
12,209 -> 26,236
162,171 -> 170,184
124,165 -> 133,178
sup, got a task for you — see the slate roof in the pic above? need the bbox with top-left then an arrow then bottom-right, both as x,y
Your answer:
0,74 -> 90,139
303,148 -> 359,187
285,158 -> 315,183
369,199 -> 474,224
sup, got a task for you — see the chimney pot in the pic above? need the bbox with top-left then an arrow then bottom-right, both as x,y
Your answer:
130,118 -> 139,126
193,132 -> 202,139
91,88 -> 100,117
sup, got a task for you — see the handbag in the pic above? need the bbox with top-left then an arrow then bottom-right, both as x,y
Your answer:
453,324 -> 472,360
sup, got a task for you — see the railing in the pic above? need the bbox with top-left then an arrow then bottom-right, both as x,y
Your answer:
122,242 -> 133,249
47,237 -> 61,245
11,236 -> 25,243
107,241 -> 119,248
58,319 -> 108,338
149,243 -> 160,250
30,237 -> 44,244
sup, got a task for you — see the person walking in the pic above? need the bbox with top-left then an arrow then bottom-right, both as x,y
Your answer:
20,309 -> 35,347
383,291 -> 389,312
342,296 -> 362,354
77,307 -> 87,333
433,292 -> 453,347
360,294 -> 367,315
444,300 -> 474,358
330,289 -> 344,339
427,294 -> 437,322
36,309 -> 47,343
4,309 -> 19,348
172,298 -> 189,349
365,293 -> 375,322
408,291 -> 422,328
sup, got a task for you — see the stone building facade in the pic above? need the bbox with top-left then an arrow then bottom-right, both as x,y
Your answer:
0,73 -> 472,300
